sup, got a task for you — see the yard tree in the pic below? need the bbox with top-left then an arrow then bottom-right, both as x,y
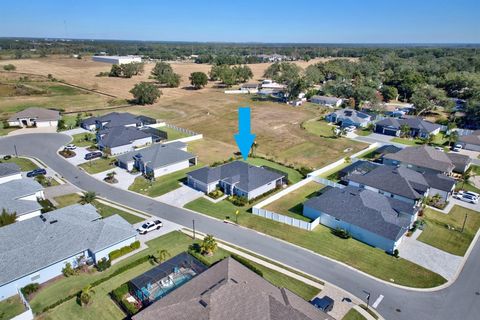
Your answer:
263,62 -> 302,84
189,72 -> 208,89
80,191 -> 97,204
2,64 -> 16,71
233,65 -> 253,83
109,64 -> 123,77
0,208 -> 16,227
286,77 -> 309,101
151,62 -> 181,87
305,64 -> 325,84
380,85 -> 398,101
129,82 -> 162,105
447,130 -> 459,147
200,234 -> 218,256
154,249 -> 171,264
80,285 -> 95,306
400,124 -> 411,138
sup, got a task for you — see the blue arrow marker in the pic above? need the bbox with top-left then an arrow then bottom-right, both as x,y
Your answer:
234,107 -> 256,160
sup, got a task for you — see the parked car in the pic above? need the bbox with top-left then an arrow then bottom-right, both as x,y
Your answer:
452,144 -> 463,152
434,146 -> 444,151
84,151 -> 102,160
311,296 -> 334,313
137,220 -> 163,235
458,194 -> 478,204
456,190 -> 480,199
65,144 -> 76,150
26,168 -> 47,178
345,126 -> 356,133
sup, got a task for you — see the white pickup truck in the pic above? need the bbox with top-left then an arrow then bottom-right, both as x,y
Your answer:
137,220 -> 163,235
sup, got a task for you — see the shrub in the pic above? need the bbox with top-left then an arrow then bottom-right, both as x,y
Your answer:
231,254 -> 263,277
187,247 -> 213,267
208,189 -> 224,199
108,241 -> 141,261
62,263 -> 76,277
3,155 -> 11,160
393,249 -> 399,258
3,64 -> 16,71
332,228 -> 351,239
111,283 -> 140,316
228,195 -> 248,207
96,258 -> 111,271
21,283 -> 39,296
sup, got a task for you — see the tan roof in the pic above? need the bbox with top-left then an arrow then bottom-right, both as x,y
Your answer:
133,257 -> 333,320
9,107 -> 61,122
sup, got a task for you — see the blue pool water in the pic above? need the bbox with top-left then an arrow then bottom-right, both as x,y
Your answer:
151,273 -> 193,300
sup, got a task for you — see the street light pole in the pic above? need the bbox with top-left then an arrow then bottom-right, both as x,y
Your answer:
363,290 -> 371,310
462,213 -> 468,233
192,219 -> 196,240
14,144 -> 18,157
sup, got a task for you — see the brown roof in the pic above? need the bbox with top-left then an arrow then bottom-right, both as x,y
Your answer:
459,130 -> 480,146
384,146 -> 455,173
8,107 -> 61,122
133,258 -> 333,320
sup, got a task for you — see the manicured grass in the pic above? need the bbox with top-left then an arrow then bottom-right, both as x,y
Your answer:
185,199 -> 447,288
418,206 -> 480,256
244,157 -> 304,183
391,133 -> 447,147
78,157 -> 116,174
0,157 -> 38,171
159,126 -> 190,141
391,137 -> 422,146
318,161 -> 351,180
53,193 -> 82,208
0,126 -> 17,136
355,129 -> 372,136
342,309 -> 366,320
264,182 -> 324,222
71,133 -> 96,147
303,119 -> 336,138
129,164 -> 202,197
34,231 -> 320,319
0,295 -> 26,320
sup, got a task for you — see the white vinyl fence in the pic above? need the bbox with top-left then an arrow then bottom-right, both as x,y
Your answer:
252,207 -> 320,231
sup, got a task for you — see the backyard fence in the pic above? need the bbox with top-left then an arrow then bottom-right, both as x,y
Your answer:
311,176 -> 345,189
252,207 -> 320,231
11,289 -> 33,320
164,123 -> 200,137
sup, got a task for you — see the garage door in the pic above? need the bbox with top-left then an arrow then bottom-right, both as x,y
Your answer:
383,128 -> 398,136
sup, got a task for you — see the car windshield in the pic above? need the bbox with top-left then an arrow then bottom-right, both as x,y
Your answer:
141,223 -> 149,229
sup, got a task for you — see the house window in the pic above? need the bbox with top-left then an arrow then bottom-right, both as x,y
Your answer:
31,274 -> 40,281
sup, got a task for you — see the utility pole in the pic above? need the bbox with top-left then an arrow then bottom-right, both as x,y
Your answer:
13,144 -> 18,157
363,290 -> 371,310
462,213 -> 468,233
192,219 -> 196,239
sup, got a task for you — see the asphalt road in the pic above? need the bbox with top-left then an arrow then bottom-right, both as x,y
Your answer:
1,133 -> 479,320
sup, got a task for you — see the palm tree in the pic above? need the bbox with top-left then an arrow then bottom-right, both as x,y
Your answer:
80,191 -> 97,204
154,249 -> 171,264
80,285 -> 95,306
200,234 -> 218,256
0,208 -> 17,227
461,168 -> 474,189
400,124 -> 410,138
448,131 -> 459,148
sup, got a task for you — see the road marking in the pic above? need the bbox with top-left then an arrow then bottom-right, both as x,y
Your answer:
372,294 -> 384,309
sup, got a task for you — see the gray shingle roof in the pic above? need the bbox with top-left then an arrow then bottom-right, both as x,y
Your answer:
304,187 -> 414,241
0,178 -> 43,217
423,172 -> 456,192
446,152 -> 471,173
82,112 -> 142,128
328,108 -> 371,124
0,204 -> 137,286
8,107 -> 61,122
133,257 -> 332,320
375,117 -> 441,133
117,143 -> 195,170
338,160 -> 380,178
459,130 -> 480,146
374,144 -> 402,156
0,163 -> 21,178
187,161 -> 285,193
98,126 -> 152,148
347,165 -> 429,200
384,146 -> 455,173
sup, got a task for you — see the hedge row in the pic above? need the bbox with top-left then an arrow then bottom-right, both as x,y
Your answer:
111,283 -> 139,316
41,255 -> 150,313
108,241 -> 141,261
230,254 -> 263,277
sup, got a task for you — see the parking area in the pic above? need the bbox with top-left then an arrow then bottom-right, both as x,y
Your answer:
155,184 -> 204,207
61,146 -> 92,165
7,126 -> 57,136
92,168 -> 140,190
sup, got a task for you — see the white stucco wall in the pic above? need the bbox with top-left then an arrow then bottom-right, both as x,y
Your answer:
93,236 -> 137,262
0,173 -> 22,185
36,121 -> 58,128
187,177 -> 216,193
151,160 -> 190,178
16,210 -> 42,222
243,179 -> 280,200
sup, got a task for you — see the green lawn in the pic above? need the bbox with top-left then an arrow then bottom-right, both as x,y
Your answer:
342,309 -> 366,320
318,161 -> 351,181
78,157 -> 116,174
53,193 -> 82,208
129,164 -> 202,197
185,199 -> 447,288
0,157 -> 38,171
418,206 -> 480,256
355,129 -> 372,136
159,126 -> 190,141
71,133 -> 96,147
391,137 -> 422,146
0,126 -> 17,136
34,231 -> 320,319
0,295 -> 26,320
391,133 -> 447,147
303,119 -> 335,138
244,157 -> 304,183
265,182 -> 324,222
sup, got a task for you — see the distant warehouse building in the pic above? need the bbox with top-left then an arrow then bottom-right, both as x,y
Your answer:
92,55 -> 142,65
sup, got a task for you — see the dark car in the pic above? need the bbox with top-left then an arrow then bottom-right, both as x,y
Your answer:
311,296 -> 334,313
84,152 -> 103,160
26,168 -> 47,178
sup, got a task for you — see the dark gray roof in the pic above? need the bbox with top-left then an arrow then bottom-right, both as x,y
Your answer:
187,161 -> 285,193
338,160 -> 380,178
98,126 -> 152,148
82,112 -> 143,128
374,144 -> 402,155
0,178 -> 43,216
459,130 -> 480,146
347,165 -> 429,200
0,163 -> 21,177
0,204 -> 136,286
117,143 -> 195,170
304,187 -> 414,241
423,172 -> 456,192
133,257 -> 332,320
8,107 -> 61,122
375,117 -> 441,133
328,108 -> 371,123
446,152 -> 471,173
384,146 -> 455,173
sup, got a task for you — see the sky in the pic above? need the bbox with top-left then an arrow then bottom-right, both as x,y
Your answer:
1,0 -> 479,43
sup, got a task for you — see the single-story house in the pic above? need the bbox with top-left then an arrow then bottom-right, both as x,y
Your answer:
373,144 -> 402,160
0,163 -> 22,184
383,146 -> 456,175
0,177 -> 44,221
187,161 -> 287,200
325,108 -> 372,128
303,186 -> 415,253
374,117 -> 441,138
0,204 -> 137,301
132,256 -> 333,320
97,126 -> 153,155
423,172 -> 456,201
117,143 -> 197,178
8,107 -> 61,128
81,112 -> 155,131
240,83 -> 259,93
337,160 -> 380,181
446,152 -> 471,173
458,130 -> 480,151
310,95 -> 343,107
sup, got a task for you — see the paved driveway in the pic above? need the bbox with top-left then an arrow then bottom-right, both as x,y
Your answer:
350,133 -> 406,148
398,230 -> 463,280
155,184 -> 204,207
62,146 -> 92,165
61,128 -> 89,136
92,168 -> 140,190
7,127 -> 57,136
134,219 -> 183,243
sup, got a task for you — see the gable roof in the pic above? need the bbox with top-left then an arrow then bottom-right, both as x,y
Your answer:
132,257 -> 332,320
117,143 -> 195,169
423,172 -> 456,192
347,165 -> 429,200
375,117 -> 441,133
0,178 -> 43,216
8,107 -> 61,122
0,163 -> 21,178
338,160 -> 380,178
82,112 -> 142,128
374,144 -> 402,156
328,108 -> 371,124
458,130 -> 480,146
446,152 -> 471,173
384,146 -> 455,173
187,161 -> 285,193
98,126 -> 152,148
304,186 -> 414,241
0,204 -> 136,286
